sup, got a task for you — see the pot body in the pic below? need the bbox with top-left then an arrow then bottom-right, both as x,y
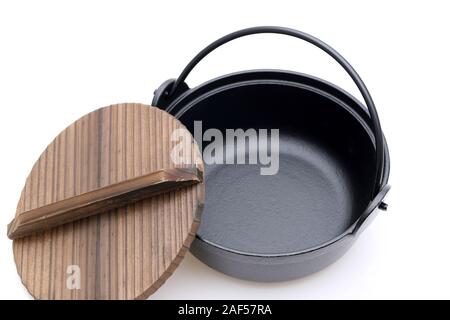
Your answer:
154,70 -> 390,281
190,229 -> 356,282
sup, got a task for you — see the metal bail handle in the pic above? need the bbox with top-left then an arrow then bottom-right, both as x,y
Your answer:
167,26 -> 385,197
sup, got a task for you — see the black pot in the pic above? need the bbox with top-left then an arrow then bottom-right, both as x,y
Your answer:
153,26 -> 390,282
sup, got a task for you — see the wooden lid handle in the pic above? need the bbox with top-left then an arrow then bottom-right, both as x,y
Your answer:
8,166 -> 202,239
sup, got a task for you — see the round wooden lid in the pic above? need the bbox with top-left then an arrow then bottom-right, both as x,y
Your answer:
12,103 -> 204,299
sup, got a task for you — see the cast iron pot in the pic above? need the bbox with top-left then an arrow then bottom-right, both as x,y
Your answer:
153,26 -> 390,282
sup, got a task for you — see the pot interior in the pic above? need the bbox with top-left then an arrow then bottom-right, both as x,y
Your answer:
178,82 -> 376,255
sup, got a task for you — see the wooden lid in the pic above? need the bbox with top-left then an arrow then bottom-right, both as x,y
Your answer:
11,103 -> 204,299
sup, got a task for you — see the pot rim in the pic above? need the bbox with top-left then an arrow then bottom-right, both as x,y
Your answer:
165,69 -> 390,258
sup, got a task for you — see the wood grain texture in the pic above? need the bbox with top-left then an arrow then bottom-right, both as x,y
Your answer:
12,103 -> 204,300
8,167 -> 202,240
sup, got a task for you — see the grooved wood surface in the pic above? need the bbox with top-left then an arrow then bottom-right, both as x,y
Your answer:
12,103 -> 204,300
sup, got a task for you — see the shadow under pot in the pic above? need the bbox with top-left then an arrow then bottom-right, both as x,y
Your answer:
153,26 -> 390,282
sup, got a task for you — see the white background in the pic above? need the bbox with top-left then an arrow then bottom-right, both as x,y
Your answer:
0,0 -> 449,300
